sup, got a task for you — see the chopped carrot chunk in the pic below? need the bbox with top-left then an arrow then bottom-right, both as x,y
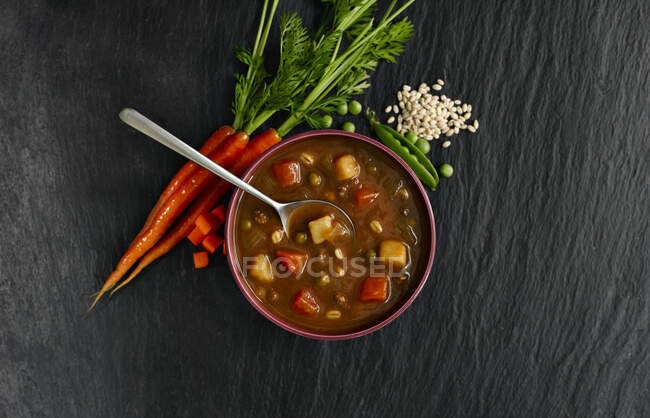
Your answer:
354,186 -> 379,208
210,204 -> 226,223
272,160 -> 302,188
201,233 -> 223,254
291,289 -> 320,315
193,251 -> 210,269
187,227 -> 205,246
359,276 -> 389,302
195,213 -> 221,235
275,250 -> 307,277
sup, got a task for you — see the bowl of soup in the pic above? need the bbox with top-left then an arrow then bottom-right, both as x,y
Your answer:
225,130 -> 436,339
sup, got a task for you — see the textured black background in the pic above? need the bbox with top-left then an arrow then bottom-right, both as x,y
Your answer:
1,0 -> 648,417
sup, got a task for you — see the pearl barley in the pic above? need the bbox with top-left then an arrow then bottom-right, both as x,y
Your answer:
384,80 -> 478,143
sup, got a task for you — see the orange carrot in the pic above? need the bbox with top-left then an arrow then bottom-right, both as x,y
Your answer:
135,126 -> 234,237
112,129 -> 280,293
195,213 -> 220,235
201,233 -> 223,254
193,252 -> 210,269
210,204 -> 226,223
187,227 -> 205,246
88,131 -> 249,311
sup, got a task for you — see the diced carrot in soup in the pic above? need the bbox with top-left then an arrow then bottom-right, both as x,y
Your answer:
275,250 -> 307,276
359,276 -> 389,302
272,160 -> 302,188
354,186 -> 379,208
292,289 -> 320,315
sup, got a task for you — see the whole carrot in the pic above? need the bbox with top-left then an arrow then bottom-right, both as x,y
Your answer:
111,129 -> 281,294
88,132 -> 249,311
135,126 -> 234,235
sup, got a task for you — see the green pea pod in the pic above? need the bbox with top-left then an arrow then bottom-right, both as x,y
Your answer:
381,125 -> 439,187
373,125 -> 437,190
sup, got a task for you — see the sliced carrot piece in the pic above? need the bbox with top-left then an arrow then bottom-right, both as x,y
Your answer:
193,251 -> 210,269
354,186 -> 379,208
272,160 -> 302,188
291,289 -> 320,315
210,204 -> 226,223
195,213 -> 220,235
187,227 -> 205,246
359,276 -> 389,302
201,233 -> 223,254
275,250 -> 307,277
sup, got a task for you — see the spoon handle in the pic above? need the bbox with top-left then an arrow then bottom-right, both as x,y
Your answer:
119,108 -> 279,209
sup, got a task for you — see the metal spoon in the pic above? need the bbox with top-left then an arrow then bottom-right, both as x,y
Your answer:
118,108 -> 355,237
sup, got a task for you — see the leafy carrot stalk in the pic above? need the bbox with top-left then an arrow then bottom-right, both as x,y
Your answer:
134,126 -> 234,236
110,129 -> 281,295
88,132 -> 249,312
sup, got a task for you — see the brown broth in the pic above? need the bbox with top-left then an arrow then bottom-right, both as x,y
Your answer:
233,136 -> 431,334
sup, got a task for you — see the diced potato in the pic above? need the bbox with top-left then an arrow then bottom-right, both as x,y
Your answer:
328,221 -> 351,242
308,215 -> 333,244
247,254 -> 274,282
379,240 -> 408,268
333,154 -> 360,180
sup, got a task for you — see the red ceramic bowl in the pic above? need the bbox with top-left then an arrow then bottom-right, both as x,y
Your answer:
225,130 -> 436,340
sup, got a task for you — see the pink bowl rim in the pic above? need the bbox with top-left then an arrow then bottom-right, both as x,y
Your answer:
225,129 -> 436,340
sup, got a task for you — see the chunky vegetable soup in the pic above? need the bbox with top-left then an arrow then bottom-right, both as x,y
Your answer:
233,136 -> 431,334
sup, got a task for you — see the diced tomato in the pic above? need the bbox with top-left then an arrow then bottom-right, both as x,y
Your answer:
275,250 -> 307,277
354,186 -> 379,208
201,233 -> 223,254
187,227 -> 205,246
291,289 -> 320,315
272,160 -> 302,188
193,251 -> 210,269
195,213 -> 221,235
210,204 -> 226,223
359,276 -> 389,302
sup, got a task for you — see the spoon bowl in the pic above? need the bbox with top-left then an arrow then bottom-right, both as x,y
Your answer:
119,108 -> 354,240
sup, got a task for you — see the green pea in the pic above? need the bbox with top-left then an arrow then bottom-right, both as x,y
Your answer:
342,122 -> 355,133
318,274 -> 331,286
295,232 -> 308,244
321,115 -> 333,128
439,163 -> 454,178
308,172 -> 322,186
336,102 -> 348,115
241,219 -> 252,231
348,100 -> 362,115
366,163 -> 378,174
405,131 -> 417,144
415,139 -> 430,154
365,249 -> 376,261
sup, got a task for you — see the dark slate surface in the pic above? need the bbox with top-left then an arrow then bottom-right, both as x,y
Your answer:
1,0 -> 648,416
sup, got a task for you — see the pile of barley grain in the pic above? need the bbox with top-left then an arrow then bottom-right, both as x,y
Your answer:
385,79 -> 478,148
